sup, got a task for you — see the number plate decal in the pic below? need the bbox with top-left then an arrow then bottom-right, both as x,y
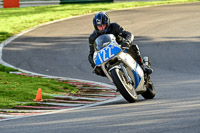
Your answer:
95,44 -> 121,65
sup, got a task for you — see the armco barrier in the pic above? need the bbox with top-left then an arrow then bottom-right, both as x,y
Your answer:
60,0 -> 113,4
1,0 -> 113,8
20,0 -> 60,7
0,0 -> 3,8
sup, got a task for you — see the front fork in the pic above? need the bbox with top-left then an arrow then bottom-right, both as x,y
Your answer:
105,63 -> 132,84
120,64 -> 132,84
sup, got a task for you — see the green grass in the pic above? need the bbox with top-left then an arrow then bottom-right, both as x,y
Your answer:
0,0 -> 199,108
0,65 -> 77,109
0,64 -> 18,73
0,0 -> 199,42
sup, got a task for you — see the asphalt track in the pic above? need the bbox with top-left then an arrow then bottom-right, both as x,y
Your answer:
1,2 -> 200,133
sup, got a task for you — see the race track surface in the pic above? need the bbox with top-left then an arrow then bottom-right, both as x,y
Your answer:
1,2 -> 200,133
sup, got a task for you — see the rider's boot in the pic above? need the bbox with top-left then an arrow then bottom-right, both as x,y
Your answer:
141,64 -> 153,75
128,44 -> 153,75
138,57 -> 153,75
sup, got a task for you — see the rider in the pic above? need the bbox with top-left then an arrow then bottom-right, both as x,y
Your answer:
88,11 -> 153,76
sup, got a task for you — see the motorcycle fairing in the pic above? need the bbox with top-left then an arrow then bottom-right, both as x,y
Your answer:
94,44 -> 121,66
118,52 -> 145,91
132,64 -> 142,88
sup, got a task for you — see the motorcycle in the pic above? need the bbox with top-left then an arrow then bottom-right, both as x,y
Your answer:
93,34 -> 155,103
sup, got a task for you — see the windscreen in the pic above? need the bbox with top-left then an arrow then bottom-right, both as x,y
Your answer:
94,34 -> 114,51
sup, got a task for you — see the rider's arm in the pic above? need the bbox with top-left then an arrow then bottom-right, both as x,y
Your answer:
88,32 -> 97,68
88,34 -> 106,76
112,23 -> 134,45
88,44 -> 95,68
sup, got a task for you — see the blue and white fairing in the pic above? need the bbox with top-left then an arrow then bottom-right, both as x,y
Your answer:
93,34 -> 121,66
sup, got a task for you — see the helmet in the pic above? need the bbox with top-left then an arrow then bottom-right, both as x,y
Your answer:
93,12 -> 110,34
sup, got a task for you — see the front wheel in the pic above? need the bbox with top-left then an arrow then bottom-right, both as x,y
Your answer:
111,68 -> 137,103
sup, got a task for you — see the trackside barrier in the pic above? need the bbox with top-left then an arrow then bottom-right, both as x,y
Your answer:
1,0 -> 114,8
60,0 -> 113,4
0,0 -> 3,8
3,0 -> 19,8
20,0 -> 60,7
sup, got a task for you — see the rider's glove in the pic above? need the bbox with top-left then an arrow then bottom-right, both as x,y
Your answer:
93,66 -> 106,77
93,66 -> 101,75
121,41 -> 130,49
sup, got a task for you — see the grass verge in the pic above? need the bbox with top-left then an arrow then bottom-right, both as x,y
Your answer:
0,65 -> 77,109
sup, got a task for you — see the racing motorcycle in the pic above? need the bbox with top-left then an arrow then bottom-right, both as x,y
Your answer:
93,34 -> 155,103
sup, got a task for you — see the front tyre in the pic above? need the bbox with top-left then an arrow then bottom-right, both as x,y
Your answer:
111,68 -> 137,103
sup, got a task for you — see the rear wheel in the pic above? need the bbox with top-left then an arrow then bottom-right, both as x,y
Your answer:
141,78 -> 155,99
111,68 -> 137,103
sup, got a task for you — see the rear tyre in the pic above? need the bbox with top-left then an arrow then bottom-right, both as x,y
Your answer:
141,79 -> 155,99
111,68 -> 137,103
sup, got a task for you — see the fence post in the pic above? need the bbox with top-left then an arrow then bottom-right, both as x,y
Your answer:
3,0 -> 19,8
